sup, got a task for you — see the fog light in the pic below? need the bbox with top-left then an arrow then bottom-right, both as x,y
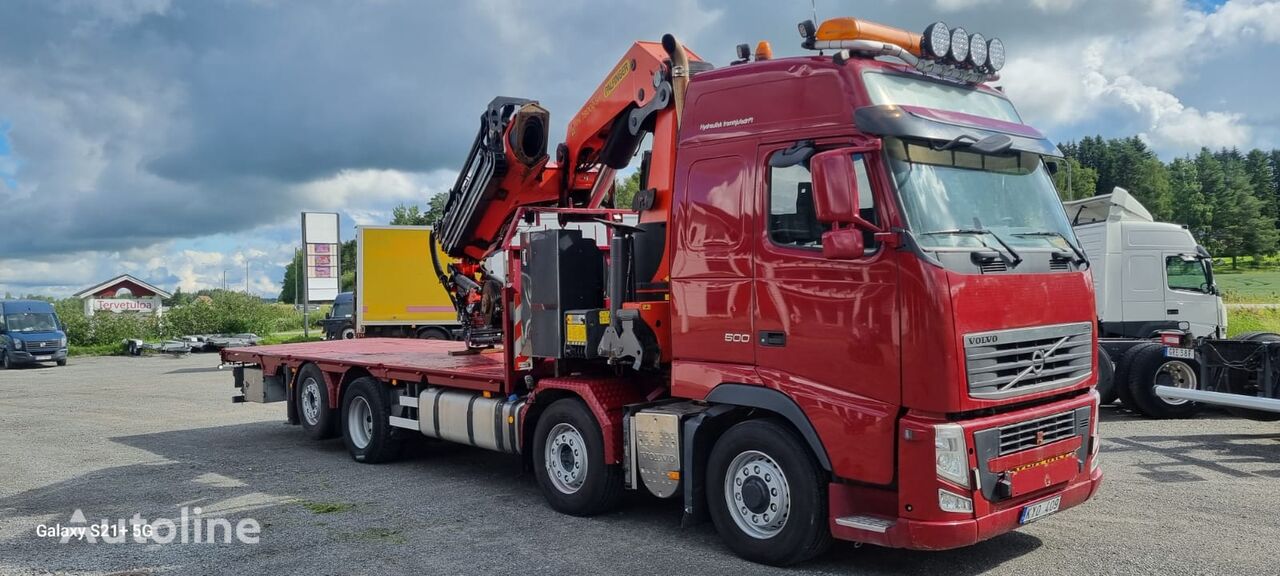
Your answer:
938,489 -> 973,513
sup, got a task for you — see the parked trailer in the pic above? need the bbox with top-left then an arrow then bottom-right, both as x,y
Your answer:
224,14 -> 1103,566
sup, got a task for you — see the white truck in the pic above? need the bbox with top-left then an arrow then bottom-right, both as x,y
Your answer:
1068,188 -> 1279,420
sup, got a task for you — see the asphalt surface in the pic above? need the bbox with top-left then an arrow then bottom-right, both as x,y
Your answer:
1,354 -> 1278,575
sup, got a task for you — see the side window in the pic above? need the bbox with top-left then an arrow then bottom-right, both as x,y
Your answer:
1166,257 -> 1207,293
767,153 -> 877,253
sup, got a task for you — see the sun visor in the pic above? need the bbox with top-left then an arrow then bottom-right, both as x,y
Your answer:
855,104 -> 1061,157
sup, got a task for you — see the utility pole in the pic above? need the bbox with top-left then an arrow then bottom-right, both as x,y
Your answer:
245,259 -> 250,294
222,269 -> 226,291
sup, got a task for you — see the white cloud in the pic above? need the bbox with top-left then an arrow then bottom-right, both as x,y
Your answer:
998,0 -> 1276,156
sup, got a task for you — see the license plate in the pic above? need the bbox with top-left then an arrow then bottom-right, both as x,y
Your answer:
1019,495 -> 1062,524
1164,346 -> 1195,359
35,355 -> 52,361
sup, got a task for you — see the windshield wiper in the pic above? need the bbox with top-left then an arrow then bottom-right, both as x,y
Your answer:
920,228 -> 1023,267
1013,231 -> 1089,266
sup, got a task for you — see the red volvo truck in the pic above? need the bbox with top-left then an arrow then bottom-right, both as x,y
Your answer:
223,15 -> 1102,565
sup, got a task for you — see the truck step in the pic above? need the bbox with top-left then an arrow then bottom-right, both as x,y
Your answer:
834,515 -> 896,533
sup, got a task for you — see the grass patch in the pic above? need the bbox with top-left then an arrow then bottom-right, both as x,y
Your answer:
1227,307 -> 1280,337
69,343 -> 125,357
1216,268 -> 1280,304
298,500 -> 354,514
259,331 -> 324,346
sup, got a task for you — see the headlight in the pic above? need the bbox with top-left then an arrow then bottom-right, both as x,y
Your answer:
986,38 -> 1005,71
922,22 -> 952,59
938,489 -> 974,513
968,33 -> 987,69
949,27 -> 969,63
60,336 -> 68,347
13,339 -> 23,350
934,423 -> 970,487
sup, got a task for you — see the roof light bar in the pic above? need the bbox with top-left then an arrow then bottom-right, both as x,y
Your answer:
801,16 -> 1004,83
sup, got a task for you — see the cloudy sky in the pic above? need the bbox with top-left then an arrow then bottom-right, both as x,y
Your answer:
1,0 -> 1277,298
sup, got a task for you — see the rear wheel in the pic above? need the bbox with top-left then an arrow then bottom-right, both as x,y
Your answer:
416,327 -> 449,340
1126,342 -> 1200,419
1224,332 -> 1280,421
1096,346 -> 1117,405
532,398 -> 622,516
341,377 -> 402,463
296,364 -> 337,440
707,418 -> 831,566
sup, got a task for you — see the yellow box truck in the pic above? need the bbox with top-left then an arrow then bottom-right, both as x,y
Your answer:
352,225 -> 458,340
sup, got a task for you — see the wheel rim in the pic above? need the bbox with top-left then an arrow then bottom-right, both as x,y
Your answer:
1155,360 -> 1197,406
342,328 -> 356,340
348,395 -> 373,449
301,377 -> 322,425
724,450 -> 791,540
544,423 -> 587,494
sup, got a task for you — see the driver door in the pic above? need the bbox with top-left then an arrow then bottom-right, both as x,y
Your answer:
751,142 -> 900,484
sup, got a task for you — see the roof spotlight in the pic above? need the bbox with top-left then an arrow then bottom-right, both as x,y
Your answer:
986,37 -> 1005,71
922,22 -> 951,59
968,33 -> 987,68
949,26 -> 969,63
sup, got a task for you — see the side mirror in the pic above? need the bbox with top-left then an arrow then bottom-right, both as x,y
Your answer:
822,228 -> 864,260
810,149 -> 859,224
811,148 -> 878,232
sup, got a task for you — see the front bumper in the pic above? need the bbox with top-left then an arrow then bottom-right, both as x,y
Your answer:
831,466 -> 1102,549
7,349 -> 69,364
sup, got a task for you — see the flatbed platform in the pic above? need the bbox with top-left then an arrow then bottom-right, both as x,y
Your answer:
221,338 -> 507,392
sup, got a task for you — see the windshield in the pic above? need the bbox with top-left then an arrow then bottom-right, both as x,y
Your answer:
862,71 -> 1021,124
5,312 -> 59,333
886,138 -> 1077,250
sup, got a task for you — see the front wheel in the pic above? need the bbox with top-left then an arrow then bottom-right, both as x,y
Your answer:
707,419 -> 831,566
531,398 -> 622,516
1,352 -> 10,370
56,359 -> 67,367
340,326 -> 356,340
1126,342 -> 1200,419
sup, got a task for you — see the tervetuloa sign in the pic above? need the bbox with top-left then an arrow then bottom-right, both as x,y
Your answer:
73,274 -> 171,317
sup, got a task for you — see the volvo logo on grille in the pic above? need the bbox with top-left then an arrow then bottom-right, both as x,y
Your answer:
1030,349 -> 1047,375
967,334 -> 998,346
1035,430 -> 1046,446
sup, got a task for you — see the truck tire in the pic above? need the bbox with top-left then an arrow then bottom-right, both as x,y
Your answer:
1114,346 -> 1138,410
707,418 -> 832,566
1096,346 -> 1117,405
340,326 -> 356,340
1224,332 -> 1280,421
296,364 -> 338,440
415,327 -> 449,340
532,398 -> 622,517
1125,342 -> 1200,419
341,377 -> 403,463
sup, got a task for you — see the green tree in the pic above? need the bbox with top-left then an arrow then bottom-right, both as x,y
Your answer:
1246,149 -> 1276,223
391,194 -> 448,227
278,249 -> 304,304
612,170 -> 642,209
1051,157 -> 1098,201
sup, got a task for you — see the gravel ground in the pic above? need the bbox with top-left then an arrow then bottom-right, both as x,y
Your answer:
1,354 -> 1278,575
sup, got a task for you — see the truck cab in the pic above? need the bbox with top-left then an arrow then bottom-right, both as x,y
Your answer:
0,300 -> 69,368
1067,188 -> 1226,339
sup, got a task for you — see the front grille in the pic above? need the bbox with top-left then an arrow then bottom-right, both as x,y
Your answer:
965,322 -> 1093,399
27,340 -> 61,353
996,411 -> 1080,456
